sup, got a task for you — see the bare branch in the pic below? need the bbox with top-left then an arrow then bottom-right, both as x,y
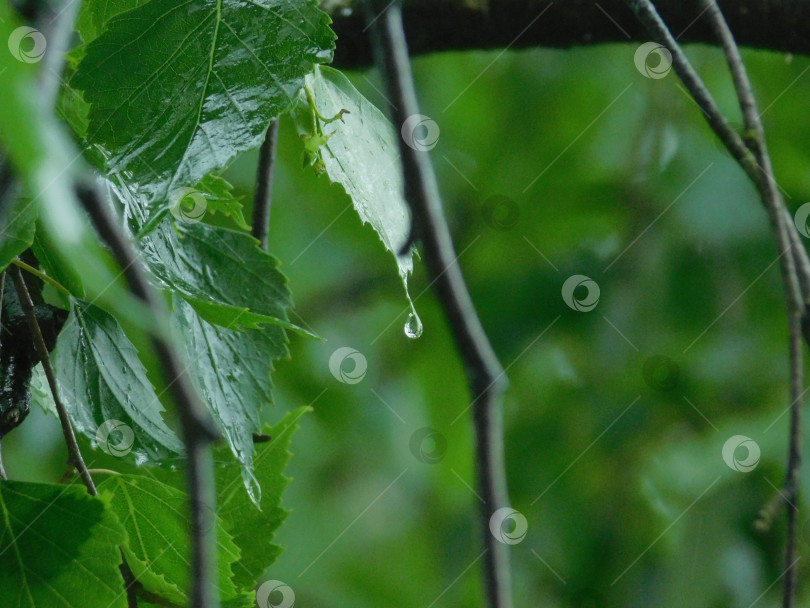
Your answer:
366,2 -> 512,606
75,184 -> 220,608
120,558 -> 140,608
253,120 -> 280,250
783,313 -> 803,608
9,265 -> 97,495
628,1 -> 806,605
0,270 -> 6,482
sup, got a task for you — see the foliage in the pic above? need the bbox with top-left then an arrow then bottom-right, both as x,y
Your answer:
2,0 -> 810,607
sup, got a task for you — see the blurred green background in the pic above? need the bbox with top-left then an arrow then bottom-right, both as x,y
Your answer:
6,41 -> 810,607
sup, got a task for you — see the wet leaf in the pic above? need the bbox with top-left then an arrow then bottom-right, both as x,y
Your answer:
0,481 -> 127,607
291,65 -> 414,281
72,0 -> 335,206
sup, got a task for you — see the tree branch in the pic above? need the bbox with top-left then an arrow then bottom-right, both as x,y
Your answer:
0,271 -> 6,482
253,120 -> 280,250
75,184 -> 221,608
120,557 -> 140,608
623,0 -> 810,307
628,1 -> 806,605
331,0 -> 810,68
9,265 -> 97,495
366,2 -> 512,607
783,313 -> 803,608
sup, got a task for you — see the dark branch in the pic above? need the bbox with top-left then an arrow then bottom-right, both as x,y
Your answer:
0,271 -> 5,481
253,120 -> 280,250
623,0 -> 810,306
783,319 -> 803,608
628,1 -> 806,605
332,0 -> 810,68
367,2 -> 512,607
9,265 -> 97,496
75,184 -> 221,608
120,557 -> 140,608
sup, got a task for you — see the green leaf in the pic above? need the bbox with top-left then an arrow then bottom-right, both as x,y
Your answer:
0,198 -> 36,272
31,222 -> 86,300
217,407 -> 308,588
291,65 -> 414,280
0,480 -> 128,607
172,299 -> 289,493
72,0 -> 335,206
146,408 -> 308,589
140,218 -> 310,334
194,174 -> 251,230
135,174 -> 251,237
52,300 -> 183,462
98,474 -> 241,604
28,364 -> 56,418
0,4 -> 157,337
76,0 -> 149,44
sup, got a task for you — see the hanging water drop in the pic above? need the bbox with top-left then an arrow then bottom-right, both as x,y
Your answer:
401,276 -> 423,340
404,311 -> 423,339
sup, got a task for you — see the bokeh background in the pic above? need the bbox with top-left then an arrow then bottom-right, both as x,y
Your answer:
6,41 -> 810,607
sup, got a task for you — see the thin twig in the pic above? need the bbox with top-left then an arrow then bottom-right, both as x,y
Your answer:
699,0 -> 802,305
624,0 -> 810,302
366,2 -> 512,607
9,265 -> 97,496
0,265 -> 6,480
0,270 -> 5,480
120,557 -> 140,608
11,259 -> 71,296
783,313 -> 803,607
696,4 -> 804,605
75,184 -> 220,608
629,1 -> 805,605
253,119 -> 280,250
625,1 -> 757,184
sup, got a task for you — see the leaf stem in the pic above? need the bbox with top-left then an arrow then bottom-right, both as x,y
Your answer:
9,265 -> 97,495
11,259 -> 70,296
75,183 -> 221,608
367,3 -> 513,607
86,468 -> 122,476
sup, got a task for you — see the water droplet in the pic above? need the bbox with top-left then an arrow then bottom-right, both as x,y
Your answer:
401,276 -> 424,340
404,312 -> 423,339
